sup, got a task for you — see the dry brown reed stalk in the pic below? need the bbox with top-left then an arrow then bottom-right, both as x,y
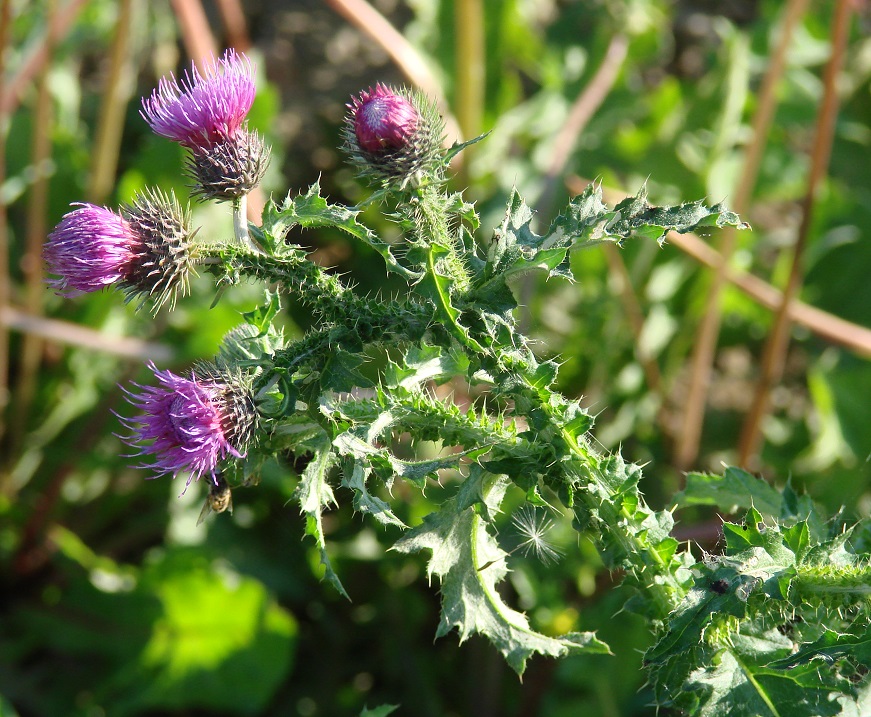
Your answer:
215,0 -> 251,53
537,33 -> 629,221
603,243 -> 664,397
0,0 -> 87,115
0,305 -> 174,362
674,0 -> 811,472
88,0 -> 135,205
0,0 -> 12,452
519,35 -> 637,330
12,0 -> 59,457
170,0 -> 218,65
738,0 -> 854,467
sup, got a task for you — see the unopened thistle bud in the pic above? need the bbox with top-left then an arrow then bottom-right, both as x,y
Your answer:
343,84 -> 444,188
44,189 -> 195,311
119,362 -> 259,493
141,50 -> 270,201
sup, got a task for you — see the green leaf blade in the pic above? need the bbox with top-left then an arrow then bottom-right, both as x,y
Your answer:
393,470 -> 609,675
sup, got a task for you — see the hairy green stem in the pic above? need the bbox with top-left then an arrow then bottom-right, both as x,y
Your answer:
411,184 -> 472,291
465,334 -> 687,617
208,245 -> 434,333
233,195 -> 264,254
794,568 -> 871,596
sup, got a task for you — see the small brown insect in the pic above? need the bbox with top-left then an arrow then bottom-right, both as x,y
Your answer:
710,578 -> 730,594
197,473 -> 233,526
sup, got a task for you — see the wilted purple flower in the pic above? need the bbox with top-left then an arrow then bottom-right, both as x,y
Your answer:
119,362 -> 258,492
141,50 -> 269,201
343,84 -> 444,187
43,204 -> 138,295
141,49 -> 255,150
350,83 -> 419,153
44,190 -> 195,311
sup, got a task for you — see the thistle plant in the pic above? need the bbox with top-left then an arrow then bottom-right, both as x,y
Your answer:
45,53 -> 871,716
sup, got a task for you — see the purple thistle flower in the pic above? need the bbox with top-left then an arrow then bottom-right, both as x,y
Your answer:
141,50 -> 269,201
350,83 -> 419,153
119,363 -> 256,492
43,204 -> 138,295
44,190 -> 195,311
140,49 -> 256,150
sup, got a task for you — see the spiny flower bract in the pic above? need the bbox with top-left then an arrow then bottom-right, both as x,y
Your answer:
44,190 -> 195,312
120,188 -> 196,311
119,362 -> 258,493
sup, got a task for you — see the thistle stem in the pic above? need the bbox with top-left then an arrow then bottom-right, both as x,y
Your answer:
233,195 -> 262,254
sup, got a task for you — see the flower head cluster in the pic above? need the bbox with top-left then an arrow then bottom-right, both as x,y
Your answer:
141,50 -> 269,201
44,189 -> 194,311
343,84 -> 445,188
119,362 -> 258,492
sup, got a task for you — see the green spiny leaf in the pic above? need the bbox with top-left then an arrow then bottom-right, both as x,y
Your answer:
408,243 -> 484,352
241,289 -> 281,334
359,706 -> 400,717
393,469 -> 609,674
482,187 -> 574,287
768,629 -> 871,671
320,350 -> 373,393
294,434 -> 348,599
677,467 -> 784,515
682,639 -> 858,717
342,459 -> 407,529
601,183 -> 748,245
472,183 -> 747,311
384,344 -> 471,391
444,131 -> 491,165
263,181 -> 421,280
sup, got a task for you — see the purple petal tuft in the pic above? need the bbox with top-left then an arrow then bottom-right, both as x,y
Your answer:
140,49 -> 256,149
350,83 -> 418,153
119,363 -> 243,491
43,203 -> 138,295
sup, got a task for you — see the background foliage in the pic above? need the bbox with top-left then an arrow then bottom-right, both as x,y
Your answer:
1,0 -> 870,715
